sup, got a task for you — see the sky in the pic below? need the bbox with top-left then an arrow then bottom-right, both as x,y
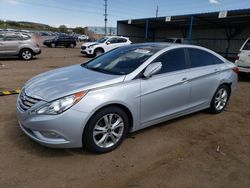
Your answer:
0,0 -> 250,28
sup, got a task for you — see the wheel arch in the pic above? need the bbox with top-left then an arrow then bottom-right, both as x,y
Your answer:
94,47 -> 105,53
19,47 -> 34,55
83,103 -> 134,136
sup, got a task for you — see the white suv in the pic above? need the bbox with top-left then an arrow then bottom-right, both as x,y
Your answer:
235,37 -> 250,73
81,36 -> 131,57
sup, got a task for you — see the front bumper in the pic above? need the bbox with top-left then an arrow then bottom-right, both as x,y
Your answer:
17,102 -> 89,148
81,48 -> 93,55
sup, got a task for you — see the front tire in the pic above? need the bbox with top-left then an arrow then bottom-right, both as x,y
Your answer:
83,106 -> 129,153
94,48 -> 104,57
20,49 -> 33,60
210,85 -> 230,114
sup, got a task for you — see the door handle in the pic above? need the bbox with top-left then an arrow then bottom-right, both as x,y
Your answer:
214,69 -> 221,73
181,77 -> 189,83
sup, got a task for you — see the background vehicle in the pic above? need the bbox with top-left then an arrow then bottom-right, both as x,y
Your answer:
163,38 -> 183,44
78,35 -> 89,42
81,36 -> 131,57
0,32 -> 41,60
235,37 -> 250,73
43,36 -> 76,48
17,43 -> 237,153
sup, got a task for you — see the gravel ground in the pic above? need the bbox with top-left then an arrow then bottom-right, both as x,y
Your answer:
0,46 -> 250,188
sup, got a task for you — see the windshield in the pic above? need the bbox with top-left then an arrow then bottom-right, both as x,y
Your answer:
81,45 -> 161,75
96,37 -> 108,43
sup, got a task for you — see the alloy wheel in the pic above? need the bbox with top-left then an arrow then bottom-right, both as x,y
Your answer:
93,113 -> 124,148
214,88 -> 228,111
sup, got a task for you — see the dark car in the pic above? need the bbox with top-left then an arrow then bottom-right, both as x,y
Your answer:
43,36 -> 76,48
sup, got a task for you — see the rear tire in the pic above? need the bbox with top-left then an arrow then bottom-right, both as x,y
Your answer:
83,106 -> 129,153
69,43 -> 75,48
51,43 -> 56,48
209,85 -> 230,114
20,49 -> 33,60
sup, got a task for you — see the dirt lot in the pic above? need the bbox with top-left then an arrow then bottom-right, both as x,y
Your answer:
0,45 -> 250,188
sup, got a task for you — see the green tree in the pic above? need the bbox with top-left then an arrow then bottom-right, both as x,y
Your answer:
58,25 -> 67,33
73,27 -> 84,34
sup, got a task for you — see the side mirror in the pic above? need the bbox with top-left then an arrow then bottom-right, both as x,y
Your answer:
143,62 -> 162,79
106,41 -> 111,45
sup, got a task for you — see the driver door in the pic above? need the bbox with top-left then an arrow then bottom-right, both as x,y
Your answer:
140,48 -> 191,127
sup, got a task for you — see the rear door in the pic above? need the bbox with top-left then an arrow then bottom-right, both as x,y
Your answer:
2,35 -> 21,55
0,34 -> 4,56
238,38 -> 250,67
186,48 -> 225,109
140,48 -> 191,126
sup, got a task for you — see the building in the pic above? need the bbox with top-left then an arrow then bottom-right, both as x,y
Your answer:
117,9 -> 250,60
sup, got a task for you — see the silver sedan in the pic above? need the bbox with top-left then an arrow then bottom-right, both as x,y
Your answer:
17,43 -> 238,153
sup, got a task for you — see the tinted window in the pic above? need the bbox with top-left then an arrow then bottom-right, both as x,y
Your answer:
153,49 -> 187,74
108,38 -> 119,44
4,35 -> 21,41
188,48 -> 222,68
117,38 -> 127,43
243,39 -> 250,50
82,46 -> 161,75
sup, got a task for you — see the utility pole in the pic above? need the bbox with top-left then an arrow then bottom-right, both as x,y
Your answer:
104,0 -> 108,36
156,5 -> 159,18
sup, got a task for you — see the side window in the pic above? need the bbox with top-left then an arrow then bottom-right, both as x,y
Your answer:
0,35 -> 3,41
117,38 -> 127,43
188,48 -> 218,68
4,35 -> 20,41
243,39 -> 250,50
108,38 -> 118,44
153,48 -> 187,74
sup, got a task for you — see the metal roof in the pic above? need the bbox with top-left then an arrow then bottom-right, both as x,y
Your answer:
118,8 -> 250,29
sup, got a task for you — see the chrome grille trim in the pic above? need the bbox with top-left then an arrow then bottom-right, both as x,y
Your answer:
18,90 -> 41,111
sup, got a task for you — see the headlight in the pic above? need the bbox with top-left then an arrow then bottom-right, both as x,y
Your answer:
35,91 -> 87,115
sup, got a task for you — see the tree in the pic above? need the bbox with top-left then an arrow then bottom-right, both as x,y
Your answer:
58,25 -> 67,33
73,27 -> 84,34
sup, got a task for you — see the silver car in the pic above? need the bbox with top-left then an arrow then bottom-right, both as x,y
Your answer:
0,33 -> 41,60
17,43 -> 238,153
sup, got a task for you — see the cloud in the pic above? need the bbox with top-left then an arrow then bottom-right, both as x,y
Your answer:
3,0 -> 20,5
209,0 -> 220,4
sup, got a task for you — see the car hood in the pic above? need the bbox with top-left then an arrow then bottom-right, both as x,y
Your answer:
24,64 -> 125,101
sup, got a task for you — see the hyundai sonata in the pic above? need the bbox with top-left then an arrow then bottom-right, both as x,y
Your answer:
17,43 -> 238,153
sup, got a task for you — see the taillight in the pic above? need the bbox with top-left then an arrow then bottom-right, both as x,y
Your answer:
232,67 -> 239,74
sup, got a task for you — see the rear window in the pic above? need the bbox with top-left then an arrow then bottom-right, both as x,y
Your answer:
243,39 -> 250,50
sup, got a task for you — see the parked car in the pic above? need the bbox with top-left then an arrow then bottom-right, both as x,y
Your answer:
81,36 -> 131,57
163,38 -> 183,43
17,43 -> 238,153
235,37 -> 250,73
43,36 -> 76,48
0,33 -> 41,60
78,35 -> 89,42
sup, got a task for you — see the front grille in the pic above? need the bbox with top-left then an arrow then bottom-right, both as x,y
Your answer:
19,90 -> 41,111
81,46 -> 86,50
